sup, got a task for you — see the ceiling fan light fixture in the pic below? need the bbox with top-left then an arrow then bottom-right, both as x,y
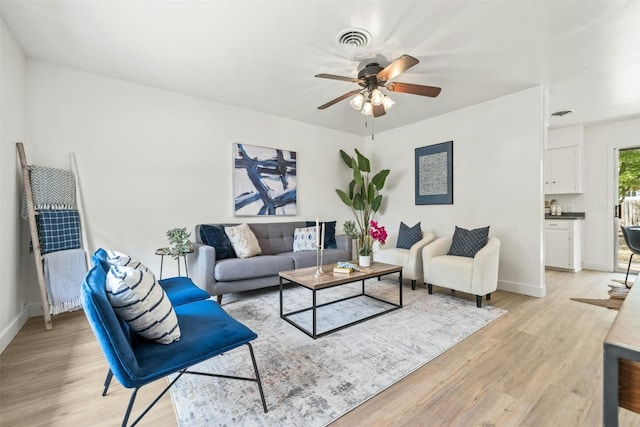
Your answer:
370,88 -> 384,106
382,95 -> 396,110
350,93 -> 365,110
361,101 -> 373,116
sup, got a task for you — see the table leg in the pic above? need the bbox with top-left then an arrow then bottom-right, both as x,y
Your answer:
183,255 -> 189,277
312,290 -> 317,338
279,277 -> 284,318
603,344 -> 620,426
399,270 -> 403,307
159,255 -> 164,279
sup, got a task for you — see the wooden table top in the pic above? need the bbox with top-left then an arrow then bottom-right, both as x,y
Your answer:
605,280 -> 640,352
279,261 -> 402,290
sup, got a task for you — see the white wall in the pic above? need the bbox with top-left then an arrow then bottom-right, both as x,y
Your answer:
20,60 -> 362,309
0,17 -> 28,353
368,87 -> 546,297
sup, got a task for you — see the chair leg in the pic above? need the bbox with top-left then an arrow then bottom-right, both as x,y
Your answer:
486,293 -> 492,301
217,294 -> 223,305
427,283 -> 433,294
411,280 -> 416,290
247,342 -> 268,413
126,370 -> 187,426
626,253 -> 635,288
102,369 -> 114,396
476,295 -> 483,308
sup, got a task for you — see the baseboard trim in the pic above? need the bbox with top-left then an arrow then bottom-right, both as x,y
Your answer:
498,279 -> 546,298
0,308 -> 30,354
582,262 -> 611,272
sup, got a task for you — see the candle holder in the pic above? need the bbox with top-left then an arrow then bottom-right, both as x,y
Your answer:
314,247 -> 325,277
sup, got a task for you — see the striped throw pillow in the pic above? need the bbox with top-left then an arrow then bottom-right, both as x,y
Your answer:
106,265 -> 181,344
104,249 -> 151,272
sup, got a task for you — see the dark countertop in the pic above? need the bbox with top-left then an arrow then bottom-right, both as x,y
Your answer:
545,212 -> 585,220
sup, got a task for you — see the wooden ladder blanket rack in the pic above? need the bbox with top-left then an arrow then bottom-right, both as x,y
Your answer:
17,142 -> 89,330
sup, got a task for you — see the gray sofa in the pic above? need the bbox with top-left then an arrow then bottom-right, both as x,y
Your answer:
187,221 -> 352,303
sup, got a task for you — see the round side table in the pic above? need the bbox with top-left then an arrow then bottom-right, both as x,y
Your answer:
155,248 -> 193,279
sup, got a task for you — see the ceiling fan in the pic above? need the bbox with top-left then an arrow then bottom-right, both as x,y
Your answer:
315,54 -> 441,117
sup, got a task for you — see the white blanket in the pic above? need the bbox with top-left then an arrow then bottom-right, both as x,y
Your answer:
43,248 -> 87,315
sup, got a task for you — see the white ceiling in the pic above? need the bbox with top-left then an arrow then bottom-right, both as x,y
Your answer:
2,0 -> 640,136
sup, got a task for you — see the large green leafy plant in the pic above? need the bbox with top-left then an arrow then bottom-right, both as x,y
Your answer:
336,149 -> 390,256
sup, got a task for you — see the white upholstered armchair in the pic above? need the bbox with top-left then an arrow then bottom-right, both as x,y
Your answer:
422,235 -> 500,307
373,231 -> 436,289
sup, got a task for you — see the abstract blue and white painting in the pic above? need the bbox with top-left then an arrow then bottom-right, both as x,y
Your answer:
233,143 -> 297,216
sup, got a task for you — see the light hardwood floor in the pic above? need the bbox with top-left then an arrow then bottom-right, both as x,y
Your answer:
2,269 -> 640,426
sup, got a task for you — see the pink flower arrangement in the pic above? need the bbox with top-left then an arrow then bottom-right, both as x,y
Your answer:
369,220 -> 387,246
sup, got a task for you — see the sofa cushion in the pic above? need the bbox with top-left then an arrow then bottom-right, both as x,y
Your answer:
248,222 -> 307,255
306,220 -> 337,249
225,224 -> 262,258
199,224 -> 236,261
279,248 -> 350,269
396,222 -> 422,249
105,265 -> 181,344
214,255 -> 294,281
293,226 -> 318,252
447,226 -> 490,258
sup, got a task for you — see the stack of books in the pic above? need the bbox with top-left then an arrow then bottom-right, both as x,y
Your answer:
333,261 -> 361,274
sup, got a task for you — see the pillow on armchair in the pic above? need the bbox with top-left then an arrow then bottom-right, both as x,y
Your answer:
447,225 -> 490,257
396,222 -> 422,249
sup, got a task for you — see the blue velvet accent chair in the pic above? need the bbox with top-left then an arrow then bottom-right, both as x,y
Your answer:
82,252 -> 268,426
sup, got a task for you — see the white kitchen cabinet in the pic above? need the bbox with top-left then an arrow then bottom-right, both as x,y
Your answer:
544,219 -> 583,271
544,145 -> 583,194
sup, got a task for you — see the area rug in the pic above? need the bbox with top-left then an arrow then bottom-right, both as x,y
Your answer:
169,277 -> 506,426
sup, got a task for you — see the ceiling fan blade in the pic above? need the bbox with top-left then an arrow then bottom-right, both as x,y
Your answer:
315,73 -> 362,83
376,55 -> 419,82
386,82 -> 441,97
372,104 -> 386,118
317,89 -> 362,110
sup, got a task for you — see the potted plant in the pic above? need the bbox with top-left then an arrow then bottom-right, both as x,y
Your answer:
336,149 -> 390,266
166,227 -> 192,259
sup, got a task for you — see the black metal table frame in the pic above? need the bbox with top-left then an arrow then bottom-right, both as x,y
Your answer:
279,270 -> 402,339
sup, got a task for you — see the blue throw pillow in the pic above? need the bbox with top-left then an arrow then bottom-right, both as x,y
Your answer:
396,222 -> 422,249
447,226 -> 490,258
200,225 -> 236,261
306,221 -> 337,249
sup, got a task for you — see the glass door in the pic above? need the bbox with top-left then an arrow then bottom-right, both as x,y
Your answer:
616,147 -> 640,274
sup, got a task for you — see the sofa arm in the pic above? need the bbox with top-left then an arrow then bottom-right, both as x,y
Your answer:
422,236 -> 451,283
186,242 -> 216,295
470,236 -> 500,296
406,232 -> 437,275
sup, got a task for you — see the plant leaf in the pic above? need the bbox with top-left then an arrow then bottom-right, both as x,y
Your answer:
336,189 -> 353,207
372,169 -> 390,190
352,162 -> 363,186
353,193 -> 365,210
355,148 -> 371,173
339,150 -> 354,169
348,180 -> 356,199
367,182 -> 375,204
371,194 -> 382,212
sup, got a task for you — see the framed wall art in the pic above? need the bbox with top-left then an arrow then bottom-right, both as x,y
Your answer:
415,141 -> 453,205
233,143 -> 297,216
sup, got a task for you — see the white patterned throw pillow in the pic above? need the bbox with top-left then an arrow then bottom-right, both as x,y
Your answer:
293,226 -> 317,252
225,223 -> 262,258
106,265 -> 181,344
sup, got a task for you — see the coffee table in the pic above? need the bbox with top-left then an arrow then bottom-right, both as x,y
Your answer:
279,261 -> 403,339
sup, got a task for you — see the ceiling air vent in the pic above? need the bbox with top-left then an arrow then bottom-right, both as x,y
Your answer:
336,28 -> 372,47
